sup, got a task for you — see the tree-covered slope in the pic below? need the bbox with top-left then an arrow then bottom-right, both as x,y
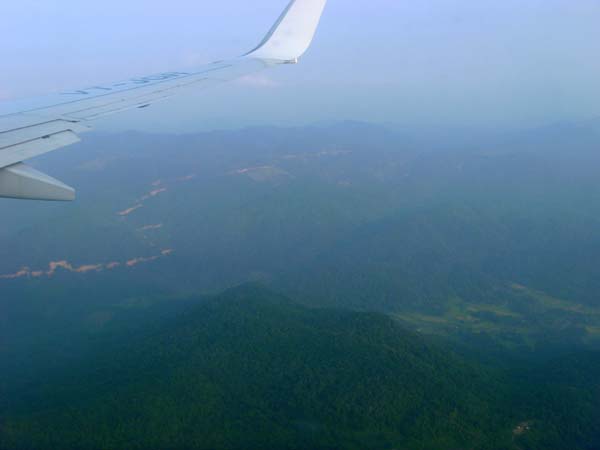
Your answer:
1,284 -> 518,450
2,286 -> 599,450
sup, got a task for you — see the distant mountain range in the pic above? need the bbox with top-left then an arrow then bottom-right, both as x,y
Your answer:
2,121 -> 600,356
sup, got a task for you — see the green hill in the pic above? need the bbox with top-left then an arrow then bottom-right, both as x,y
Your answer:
1,284 -> 518,450
2,286 -> 599,450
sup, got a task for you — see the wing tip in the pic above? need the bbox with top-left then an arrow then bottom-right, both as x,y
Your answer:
245,0 -> 327,61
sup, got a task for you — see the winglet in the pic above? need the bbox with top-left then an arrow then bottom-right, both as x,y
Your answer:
245,0 -> 327,62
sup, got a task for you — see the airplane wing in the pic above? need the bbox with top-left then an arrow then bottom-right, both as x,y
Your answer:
0,0 -> 327,201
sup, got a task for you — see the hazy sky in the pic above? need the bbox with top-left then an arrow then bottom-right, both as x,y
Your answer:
2,0 -> 600,132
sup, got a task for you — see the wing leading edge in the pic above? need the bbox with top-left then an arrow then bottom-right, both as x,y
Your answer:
0,0 -> 327,201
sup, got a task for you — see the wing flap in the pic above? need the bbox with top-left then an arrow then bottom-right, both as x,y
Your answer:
0,130 -> 81,169
0,163 -> 75,201
0,119 -> 88,149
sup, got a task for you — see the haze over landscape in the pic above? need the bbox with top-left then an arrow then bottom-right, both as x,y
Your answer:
2,0 -> 600,131
2,1 -> 600,449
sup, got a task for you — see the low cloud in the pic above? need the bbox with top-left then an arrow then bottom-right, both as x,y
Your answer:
140,187 -> 167,201
231,165 -> 291,182
138,224 -> 163,231
126,256 -> 159,267
0,268 -> 30,280
118,204 -> 143,217
47,261 -> 103,276
0,249 -> 174,281
118,174 -> 196,217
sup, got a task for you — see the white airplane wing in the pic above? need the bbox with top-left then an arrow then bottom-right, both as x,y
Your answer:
0,0 -> 327,201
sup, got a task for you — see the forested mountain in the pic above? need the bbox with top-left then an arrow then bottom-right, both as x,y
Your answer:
2,122 -> 600,448
2,284 -> 599,450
